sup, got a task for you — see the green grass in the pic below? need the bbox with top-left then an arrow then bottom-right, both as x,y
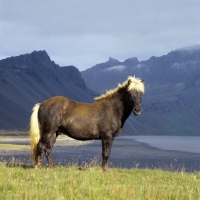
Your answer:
0,162 -> 200,200
0,130 -> 28,137
0,144 -> 30,150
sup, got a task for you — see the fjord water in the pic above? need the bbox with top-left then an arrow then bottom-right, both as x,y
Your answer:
119,136 -> 200,154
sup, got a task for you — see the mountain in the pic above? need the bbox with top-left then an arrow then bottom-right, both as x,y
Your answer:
1,46 -> 200,135
0,51 -> 96,129
81,45 -> 200,135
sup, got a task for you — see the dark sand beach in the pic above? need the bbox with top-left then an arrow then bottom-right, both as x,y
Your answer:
0,137 -> 200,172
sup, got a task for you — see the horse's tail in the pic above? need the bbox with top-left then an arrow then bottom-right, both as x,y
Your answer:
29,103 -> 41,165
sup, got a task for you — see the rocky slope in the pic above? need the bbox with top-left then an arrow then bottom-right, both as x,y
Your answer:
0,51 -> 96,129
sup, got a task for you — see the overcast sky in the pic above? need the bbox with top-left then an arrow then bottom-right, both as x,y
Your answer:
0,0 -> 200,71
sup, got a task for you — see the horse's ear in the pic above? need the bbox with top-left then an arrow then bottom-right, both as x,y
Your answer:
128,79 -> 132,85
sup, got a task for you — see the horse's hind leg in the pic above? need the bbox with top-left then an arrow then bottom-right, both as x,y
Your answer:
36,132 -> 57,168
44,132 -> 57,168
36,142 -> 46,168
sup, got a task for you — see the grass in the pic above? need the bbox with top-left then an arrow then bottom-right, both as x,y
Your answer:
0,130 -> 29,151
0,130 -> 28,136
0,131 -> 200,199
0,162 -> 200,200
0,144 -> 30,150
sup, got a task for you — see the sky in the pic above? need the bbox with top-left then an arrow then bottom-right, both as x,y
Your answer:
0,0 -> 200,71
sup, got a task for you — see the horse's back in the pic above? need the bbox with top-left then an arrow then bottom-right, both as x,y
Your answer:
40,96 -> 84,111
38,96 -> 94,133
38,96 -> 71,131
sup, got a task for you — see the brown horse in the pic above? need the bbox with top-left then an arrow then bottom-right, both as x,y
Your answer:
29,76 -> 144,170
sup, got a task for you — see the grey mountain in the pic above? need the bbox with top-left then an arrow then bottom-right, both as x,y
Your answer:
81,45 -> 200,135
0,51 -> 96,129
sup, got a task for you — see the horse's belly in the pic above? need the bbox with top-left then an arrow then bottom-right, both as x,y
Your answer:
61,123 -> 100,140
68,131 -> 100,140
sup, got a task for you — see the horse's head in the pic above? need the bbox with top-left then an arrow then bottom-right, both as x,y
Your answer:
126,77 -> 144,116
127,89 -> 143,115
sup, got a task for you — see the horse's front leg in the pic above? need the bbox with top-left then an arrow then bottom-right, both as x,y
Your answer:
101,135 -> 113,171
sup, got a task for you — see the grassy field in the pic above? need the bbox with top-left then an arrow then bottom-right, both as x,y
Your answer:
0,130 -> 28,136
0,162 -> 200,200
0,144 -> 30,150
0,132 -> 30,150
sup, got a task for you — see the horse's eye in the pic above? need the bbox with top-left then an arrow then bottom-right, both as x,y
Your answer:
129,94 -> 133,101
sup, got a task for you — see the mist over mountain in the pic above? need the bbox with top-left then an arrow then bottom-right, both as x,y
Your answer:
0,51 -> 96,129
81,45 -> 200,135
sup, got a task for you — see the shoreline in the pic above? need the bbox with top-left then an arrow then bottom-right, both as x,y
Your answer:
0,137 -> 200,172
117,136 -> 200,154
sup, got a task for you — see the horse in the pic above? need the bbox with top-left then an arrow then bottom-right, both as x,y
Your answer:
29,76 -> 144,170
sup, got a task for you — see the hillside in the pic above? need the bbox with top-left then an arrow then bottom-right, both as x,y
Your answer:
1,46 -> 200,134
81,45 -> 200,135
0,51 -> 96,129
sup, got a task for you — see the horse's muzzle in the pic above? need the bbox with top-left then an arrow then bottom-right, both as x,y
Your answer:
133,107 -> 142,116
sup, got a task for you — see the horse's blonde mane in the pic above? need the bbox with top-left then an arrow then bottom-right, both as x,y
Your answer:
95,76 -> 144,101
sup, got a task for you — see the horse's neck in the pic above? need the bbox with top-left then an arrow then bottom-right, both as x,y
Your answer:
108,94 -> 132,126
121,106 -> 132,126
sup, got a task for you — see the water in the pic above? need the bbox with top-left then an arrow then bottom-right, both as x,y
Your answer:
119,136 -> 200,154
0,135 -> 200,172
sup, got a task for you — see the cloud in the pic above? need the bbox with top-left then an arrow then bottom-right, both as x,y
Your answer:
103,65 -> 126,72
136,64 -> 146,69
171,63 -> 182,70
176,44 -> 200,52
1,0 -> 200,71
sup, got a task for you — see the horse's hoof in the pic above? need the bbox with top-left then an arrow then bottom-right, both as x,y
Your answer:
35,165 -> 42,169
102,168 -> 107,172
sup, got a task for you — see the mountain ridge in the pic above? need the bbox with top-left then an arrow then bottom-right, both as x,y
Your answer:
81,45 -> 200,135
0,51 -> 96,129
1,45 -> 200,135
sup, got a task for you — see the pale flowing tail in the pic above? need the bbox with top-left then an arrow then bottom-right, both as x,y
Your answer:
29,103 -> 41,165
